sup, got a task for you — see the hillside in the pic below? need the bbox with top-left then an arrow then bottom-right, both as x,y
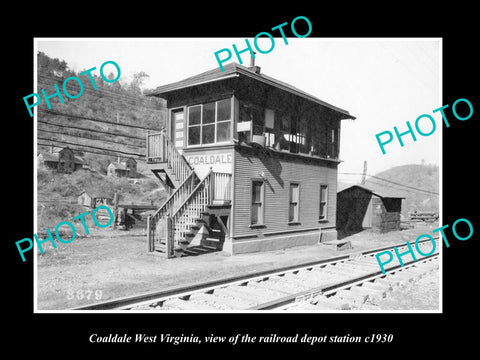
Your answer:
36,51 -> 167,175
362,164 -> 439,217
36,52 -> 169,230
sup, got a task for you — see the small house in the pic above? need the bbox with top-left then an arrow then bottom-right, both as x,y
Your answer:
336,185 -> 404,235
77,190 -> 113,209
107,157 -> 137,177
37,146 -> 84,173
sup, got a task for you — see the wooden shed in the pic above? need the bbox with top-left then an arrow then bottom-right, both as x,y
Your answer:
77,190 -> 113,209
37,146 -> 84,173
336,185 -> 404,234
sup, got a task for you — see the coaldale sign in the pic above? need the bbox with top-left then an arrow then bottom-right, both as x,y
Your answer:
185,150 -> 233,178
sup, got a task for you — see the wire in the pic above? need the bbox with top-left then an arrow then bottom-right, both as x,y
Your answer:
37,137 -> 145,158
38,128 -> 145,149
38,109 -> 161,131
37,142 -> 145,161
37,119 -> 145,141
339,172 -> 439,195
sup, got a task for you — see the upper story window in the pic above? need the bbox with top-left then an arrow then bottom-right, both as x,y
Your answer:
236,100 -> 339,159
187,98 -> 232,146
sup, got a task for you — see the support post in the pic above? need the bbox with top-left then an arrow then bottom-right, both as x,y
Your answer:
112,192 -> 119,229
165,214 -> 174,258
146,215 -> 153,252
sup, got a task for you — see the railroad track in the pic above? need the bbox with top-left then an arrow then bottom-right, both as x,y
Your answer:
73,238 -> 439,311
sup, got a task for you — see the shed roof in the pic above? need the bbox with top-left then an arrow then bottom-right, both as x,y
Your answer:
147,63 -> 355,120
108,162 -> 128,170
337,184 -> 406,199
38,151 -> 84,164
78,190 -> 113,199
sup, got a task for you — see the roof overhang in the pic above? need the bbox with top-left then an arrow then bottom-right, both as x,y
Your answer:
146,63 -> 356,120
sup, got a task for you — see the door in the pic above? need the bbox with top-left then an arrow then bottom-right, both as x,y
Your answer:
362,197 -> 373,228
171,109 -> 185,151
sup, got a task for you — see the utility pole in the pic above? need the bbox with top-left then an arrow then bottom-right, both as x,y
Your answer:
361,161 -> 367,185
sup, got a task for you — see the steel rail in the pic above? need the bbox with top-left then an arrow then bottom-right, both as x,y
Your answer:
72,236 -> 439,311
248,252 -> 439,310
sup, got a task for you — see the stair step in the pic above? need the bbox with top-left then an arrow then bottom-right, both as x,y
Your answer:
201,237 -> 223,250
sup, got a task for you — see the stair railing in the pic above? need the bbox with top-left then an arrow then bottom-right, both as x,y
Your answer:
164,135 -> 192,184
169,169 -> 214,250
147,170 -> 199,252
146,130 -> 192,185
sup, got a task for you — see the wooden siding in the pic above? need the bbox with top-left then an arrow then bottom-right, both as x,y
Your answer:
337,186 -> 402,234
337,186 -> 372,232
232,146 -> 338,240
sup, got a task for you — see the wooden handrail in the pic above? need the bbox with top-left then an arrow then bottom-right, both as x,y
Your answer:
169,169 -> 214,245
151,170 -> 198,220
164,135 -> 192,184
146,131 -> 193,184
171,168 -> 214,220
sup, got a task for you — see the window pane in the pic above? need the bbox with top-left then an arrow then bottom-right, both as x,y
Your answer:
320,203 -> 325,219
188,126 -> 200,145
290,183 -> 299,202
217,121 -> 231,142
265,108 -> 274,129
289,204 -> 297,222
217,99 -> 231,121
252,182 -> 262,202
202,124 -> 215,144
251,204 -> 259,224
203,102 -> 215,124
320,185 -> 327,201
188,105 -> 201,125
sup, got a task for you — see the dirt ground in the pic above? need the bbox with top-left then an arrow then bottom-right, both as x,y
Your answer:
36,222 -> 441,310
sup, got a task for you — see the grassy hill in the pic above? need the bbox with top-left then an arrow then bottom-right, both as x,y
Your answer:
363,163 -> 439,217
36,52 -> 169,230
36,51 -> 167,175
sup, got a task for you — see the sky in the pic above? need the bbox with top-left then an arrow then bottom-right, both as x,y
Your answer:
36,37 -> 441,182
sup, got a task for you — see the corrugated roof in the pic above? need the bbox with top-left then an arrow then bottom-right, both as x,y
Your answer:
337,184 -> 405,199
147,63 -> 355,120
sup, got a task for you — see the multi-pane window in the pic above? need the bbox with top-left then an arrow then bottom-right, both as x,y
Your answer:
187,98 -> 232,146
251,180 -> 264,225
319,185 -> 328,220
288,183 -> 300,223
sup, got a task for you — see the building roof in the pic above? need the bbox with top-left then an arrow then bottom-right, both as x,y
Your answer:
78,190 -> 113,199
337,184 -> 406,199
147,63 -> 355,120
38,151 -> 84,164
108,162 -> 128,171
119,157 -> 137,164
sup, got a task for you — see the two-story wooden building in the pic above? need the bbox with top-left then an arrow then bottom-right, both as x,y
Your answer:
145,62 -> 355,257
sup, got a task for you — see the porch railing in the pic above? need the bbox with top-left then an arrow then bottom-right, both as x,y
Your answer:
146,130 -> 192,185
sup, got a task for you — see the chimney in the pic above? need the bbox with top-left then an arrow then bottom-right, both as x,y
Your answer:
249,53 -> 255,67
50,144 -> 54,153
249,52 -> 261,74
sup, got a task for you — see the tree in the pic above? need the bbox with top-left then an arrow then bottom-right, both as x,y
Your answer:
38,51 -> 68,73
127,71 -> 150,94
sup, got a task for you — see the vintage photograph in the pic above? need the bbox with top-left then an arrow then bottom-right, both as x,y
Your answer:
33,38 -> 441,312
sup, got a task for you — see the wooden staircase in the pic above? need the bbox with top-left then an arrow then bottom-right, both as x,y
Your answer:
146,131 -> 232,258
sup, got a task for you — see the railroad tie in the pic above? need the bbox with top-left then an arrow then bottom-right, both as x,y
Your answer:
312,295 -> 350,310
188,292 -> 251,310
161,297 -> 225,311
